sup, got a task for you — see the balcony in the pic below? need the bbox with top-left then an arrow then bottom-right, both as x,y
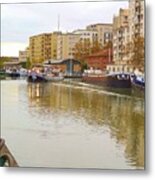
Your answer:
135,1 -> 141,8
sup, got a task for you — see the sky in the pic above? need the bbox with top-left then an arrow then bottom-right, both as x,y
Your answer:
1,0 -> 128,57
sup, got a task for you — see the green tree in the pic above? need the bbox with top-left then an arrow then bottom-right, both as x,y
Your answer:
0,57 -> 11,69
0,60 -> 4,69
26,57 -> 32,69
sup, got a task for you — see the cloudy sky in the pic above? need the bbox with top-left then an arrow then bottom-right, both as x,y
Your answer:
1,0 -> 128,56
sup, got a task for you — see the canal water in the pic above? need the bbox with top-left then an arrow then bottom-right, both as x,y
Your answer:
1,79 -> 144,169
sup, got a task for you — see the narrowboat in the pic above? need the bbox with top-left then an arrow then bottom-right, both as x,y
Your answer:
82,72 -> 131,88
5,68 -> 20,78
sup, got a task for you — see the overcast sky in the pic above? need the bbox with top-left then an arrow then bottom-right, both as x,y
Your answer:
1,0 -> 128,56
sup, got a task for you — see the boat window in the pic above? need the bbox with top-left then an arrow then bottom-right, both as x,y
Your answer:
122,74 -> 125,78
117,75 -> 121,80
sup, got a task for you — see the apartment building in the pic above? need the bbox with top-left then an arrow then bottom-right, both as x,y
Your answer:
73,29 -> 98,43
51,31 -> 62,59
86,23 -> 113,46
19,47 -> 29,62
112,0 -> 144,63
129,0 -> 144,40
57,33 -> 81,60
109,0 -> 144,73
29,33 -> 52,63
113,8 -> 129,63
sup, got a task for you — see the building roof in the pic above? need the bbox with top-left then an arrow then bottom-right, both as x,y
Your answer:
73,29 -> 97,33
30,32 -> 52,38
4,61 -> 21,65
44,58 -> 81,65
87,23 -> 112,27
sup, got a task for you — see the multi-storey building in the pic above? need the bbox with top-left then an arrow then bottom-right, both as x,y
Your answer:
19,47 -> 29,62
129,0 -> 144,40
29,32 -> 81,62
73,29 -> 98,43
113,8 -> 129,63
51,31 -> 62,59
86,23 -> 113,46
57,33 -> 80,60
109,0 -> 144,73
29,33 -> 51,63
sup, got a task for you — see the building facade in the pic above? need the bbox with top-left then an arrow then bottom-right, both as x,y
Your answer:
113,8 -> 129,63
19,47 -> 29,62
85,48 -> 113,70
112,0 -> 144,65
57,33 -> 80,60
44,59 -> 81,75
29,33 -> 52,64
51,31 -> 62,59
86,23 -> 113,46
73,29 -> 98,43
108,0 -> 145,74
129,0 -> 145,40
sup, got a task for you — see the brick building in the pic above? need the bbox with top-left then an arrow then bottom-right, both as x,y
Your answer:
85,48 -> 113,70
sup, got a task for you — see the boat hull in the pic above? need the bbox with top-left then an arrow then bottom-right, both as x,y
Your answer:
6,72 -> 20,78
27,74 -> 47,83
82,74 -> 131,88
0,139 -> 18,167
45,76 -> 64,82
131,78 -> 145,97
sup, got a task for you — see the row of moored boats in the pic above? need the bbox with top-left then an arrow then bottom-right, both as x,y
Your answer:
0,66 -> 145,91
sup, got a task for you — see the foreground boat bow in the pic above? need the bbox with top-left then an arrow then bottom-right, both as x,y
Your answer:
0,138 -> 18,167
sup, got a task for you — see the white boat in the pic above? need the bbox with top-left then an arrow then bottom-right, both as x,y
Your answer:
45,73 -> 64,82
19,68 -> 28,76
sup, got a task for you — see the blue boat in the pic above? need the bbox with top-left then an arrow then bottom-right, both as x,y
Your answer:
27,71 -> 47,82
131,75 -> 145,91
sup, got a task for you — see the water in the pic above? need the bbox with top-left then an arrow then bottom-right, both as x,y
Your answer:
1,79 -> 144,169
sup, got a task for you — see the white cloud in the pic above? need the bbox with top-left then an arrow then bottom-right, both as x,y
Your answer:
1,1 -> 128,56
1,42 -> 28,56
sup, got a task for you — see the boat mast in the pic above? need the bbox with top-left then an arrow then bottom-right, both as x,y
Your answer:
58,14 -> 60,31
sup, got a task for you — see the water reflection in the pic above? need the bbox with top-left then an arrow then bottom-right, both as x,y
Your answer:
27,82 -> 144,168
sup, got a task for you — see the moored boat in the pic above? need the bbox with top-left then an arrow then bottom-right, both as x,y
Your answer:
27,65 -> 64,83
19,68 -> 28,77
0,69 -> 6,79
0,138 -> 18,167
5,68 -> 20,77
82,72 -> 131,88
131,75 -> 145,91
45,73 -> 64,82
27,71 -> 47,82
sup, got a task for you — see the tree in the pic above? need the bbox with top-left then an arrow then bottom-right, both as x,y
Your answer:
0,57 -> 11,69
91,40 -> 103,54
103,41 -> 112,49
74,40 -> 103,62
26,57 -> 32,69
131,36 -> 144,68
